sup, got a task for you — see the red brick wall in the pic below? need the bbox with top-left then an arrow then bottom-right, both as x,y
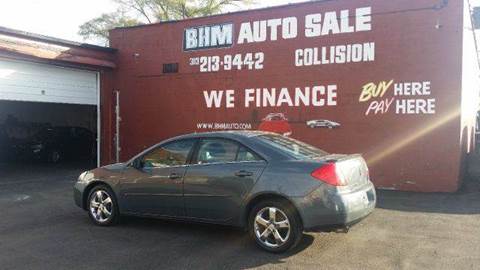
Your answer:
103,0 -> 467,192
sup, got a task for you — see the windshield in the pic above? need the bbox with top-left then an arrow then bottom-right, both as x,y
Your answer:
257,134 -> 328,159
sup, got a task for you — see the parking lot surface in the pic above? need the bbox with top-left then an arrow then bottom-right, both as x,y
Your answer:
1,163 -> 480,270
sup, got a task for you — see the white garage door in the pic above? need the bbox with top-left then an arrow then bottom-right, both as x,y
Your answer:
0,59 -> 98,105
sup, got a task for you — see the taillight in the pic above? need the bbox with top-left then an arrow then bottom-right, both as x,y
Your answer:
311,163 -> 346,186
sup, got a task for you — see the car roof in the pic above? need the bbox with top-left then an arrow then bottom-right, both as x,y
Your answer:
126,131 -> 296,164
171,131 -> 275,141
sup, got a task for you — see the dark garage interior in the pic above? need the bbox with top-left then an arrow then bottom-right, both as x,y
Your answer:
0,100 -> 97,165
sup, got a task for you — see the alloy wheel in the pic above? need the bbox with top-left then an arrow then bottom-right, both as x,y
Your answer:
89,190 -> 113,223
254,207 -> 291,248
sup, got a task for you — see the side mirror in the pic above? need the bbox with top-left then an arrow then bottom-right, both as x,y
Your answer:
132,158 -> 144,170
140,160 -> 154,174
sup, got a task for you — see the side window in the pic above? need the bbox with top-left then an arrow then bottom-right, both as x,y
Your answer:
142,140 -> 195,168
237,146 -> 262,162
196,139 -> 239,164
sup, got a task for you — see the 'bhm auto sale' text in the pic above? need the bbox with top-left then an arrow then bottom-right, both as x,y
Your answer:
185,7 -> 372,50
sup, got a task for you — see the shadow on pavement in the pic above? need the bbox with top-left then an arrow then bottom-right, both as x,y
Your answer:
376,177 -> 480,215
114,216 -> 315,269
0,161 -> 93,184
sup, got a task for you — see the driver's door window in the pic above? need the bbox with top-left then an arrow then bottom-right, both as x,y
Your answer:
142,140 -> 195,168
196,139 -> 238,165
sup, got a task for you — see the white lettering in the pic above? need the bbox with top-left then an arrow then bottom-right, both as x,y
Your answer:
238,22 -> 254,44
304,7 -> 372,38
245,88 -> 255,108
305,14 -> 321,37
277,88 -> 294,106
267,19 -> 282,41
322,12 -> 340,35
185,24 -> 233,50
204,91 -> 223,108
282,17 -> 298,39
394,81 -> 432,96
210,24 -> 233,46
226,90 -> 235,108
185,29 -> 198,50
396,99 -> 436,114
340,10 -> 355,33
253,21 -> 267,42
242,85 -> 338,108
295,43 -> 375,66
356,7 -> 372,32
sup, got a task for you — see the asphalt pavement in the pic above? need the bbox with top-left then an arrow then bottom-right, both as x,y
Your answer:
1,162 -> 479,270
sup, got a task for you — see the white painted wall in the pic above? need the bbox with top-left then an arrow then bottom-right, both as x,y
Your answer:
462,0 -> 480,153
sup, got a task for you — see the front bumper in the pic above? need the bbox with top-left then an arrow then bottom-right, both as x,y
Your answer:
293,182 -> 376,231
73,180 -> 88,209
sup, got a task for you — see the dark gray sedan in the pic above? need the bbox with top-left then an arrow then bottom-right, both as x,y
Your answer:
74,131 -> 376,252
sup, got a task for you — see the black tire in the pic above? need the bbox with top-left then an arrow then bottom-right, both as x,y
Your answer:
248,199 -> 303,253
48,149 -> 61,163
87,185 -> 119,226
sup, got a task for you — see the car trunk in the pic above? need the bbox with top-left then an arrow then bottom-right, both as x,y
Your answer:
318,154 -> 370,188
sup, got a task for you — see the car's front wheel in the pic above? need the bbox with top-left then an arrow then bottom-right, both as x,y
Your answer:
249,200 -> 303,253
48,149 -> 61,163
87,185 -> 119,226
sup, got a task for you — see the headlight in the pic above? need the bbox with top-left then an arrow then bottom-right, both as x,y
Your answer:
78,171 -> 92,182
31,144 -> 43,152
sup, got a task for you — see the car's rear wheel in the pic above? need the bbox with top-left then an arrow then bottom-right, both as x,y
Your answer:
87,185 -> 119,226
248,199 -> 303,253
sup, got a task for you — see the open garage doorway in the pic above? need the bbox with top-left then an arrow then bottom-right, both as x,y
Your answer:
0,101 -> 98,165
0,58 -> 100,174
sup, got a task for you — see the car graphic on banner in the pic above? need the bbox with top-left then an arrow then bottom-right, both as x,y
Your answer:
306,120 -> 341,129
258,113 -> 292,136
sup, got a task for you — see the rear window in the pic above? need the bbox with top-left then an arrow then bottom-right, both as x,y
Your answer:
257,134 -> 328,159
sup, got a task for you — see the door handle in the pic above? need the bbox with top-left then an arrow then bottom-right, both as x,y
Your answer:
169,173 -> 182,180
235,170 -> 253,177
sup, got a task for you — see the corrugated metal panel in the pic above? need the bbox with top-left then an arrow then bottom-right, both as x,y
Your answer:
0,59 -> 97,105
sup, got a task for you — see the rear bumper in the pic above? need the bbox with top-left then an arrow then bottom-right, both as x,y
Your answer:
293,182 -> 376,231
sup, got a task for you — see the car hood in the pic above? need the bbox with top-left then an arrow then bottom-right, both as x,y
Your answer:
81,163 -> 126,183
101,163 -> 126,172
